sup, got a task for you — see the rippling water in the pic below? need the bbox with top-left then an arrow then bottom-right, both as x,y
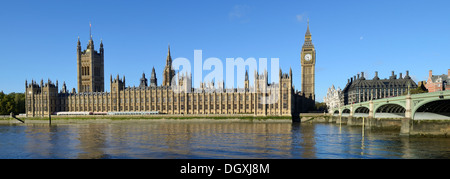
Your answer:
1,121 -> 450,159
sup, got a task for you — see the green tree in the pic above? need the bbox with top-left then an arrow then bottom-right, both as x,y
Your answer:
403,82 -> 428,95
314,102 -> 328,112
0,91 -> 7,114
14,93 -> 25,114
0,92 -> 25,115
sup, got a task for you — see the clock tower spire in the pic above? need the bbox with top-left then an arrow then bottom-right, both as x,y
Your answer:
305,19 -> 311,39
300,19 -> 316,102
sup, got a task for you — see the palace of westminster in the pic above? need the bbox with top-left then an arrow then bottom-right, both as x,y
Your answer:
25,24 -> 317,117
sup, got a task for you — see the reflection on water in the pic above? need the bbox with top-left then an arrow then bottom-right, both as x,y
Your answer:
1,121 -> 450,159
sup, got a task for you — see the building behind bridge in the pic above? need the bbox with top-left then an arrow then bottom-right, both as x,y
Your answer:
341,71 -> 418,105
323,85 -> 342,112
426,69 -> 450,92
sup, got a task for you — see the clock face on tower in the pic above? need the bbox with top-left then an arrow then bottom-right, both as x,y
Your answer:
304,54 -> 312,61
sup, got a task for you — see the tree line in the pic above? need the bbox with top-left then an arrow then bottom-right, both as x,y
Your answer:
0,91 -> 25,115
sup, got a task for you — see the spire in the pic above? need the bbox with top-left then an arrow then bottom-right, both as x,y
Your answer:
152,66 -> 156,77
289,67 -> 292,77
303,19 -> 313,47
61,81 -> 67,93
77,36 -> 81,52
163,45 -> 175,86
166,44 -> 172,65
139,72 -> 148,88
245,70 -> 249,81
168,44 -> 171,56
99,38 -> 104,55
305,18 -> 311,36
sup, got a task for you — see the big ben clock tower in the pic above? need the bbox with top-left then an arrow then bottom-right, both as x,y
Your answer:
301,20 -> 316,101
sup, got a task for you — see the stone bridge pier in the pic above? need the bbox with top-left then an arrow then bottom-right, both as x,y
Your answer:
401,94 -> 413,135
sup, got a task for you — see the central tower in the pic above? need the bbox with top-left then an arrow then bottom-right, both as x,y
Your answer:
162,45 -> 175,86
77,23 -> 104,93
300,20 -> 316,101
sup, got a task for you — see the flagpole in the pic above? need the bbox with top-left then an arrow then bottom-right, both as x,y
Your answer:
89,22 -> 92,40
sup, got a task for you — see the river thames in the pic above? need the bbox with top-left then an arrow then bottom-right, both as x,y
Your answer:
1,120 -> 450,159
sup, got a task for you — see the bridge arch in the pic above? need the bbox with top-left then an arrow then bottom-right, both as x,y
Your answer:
412,99 -> 450,120
341,108 -> 351,116
354,106 -> 369,117
374,103 -> 406,118
374,101 -> 405,113
332,110 -> 340,116
354,106 -> 370,113
342,108 -> 350,113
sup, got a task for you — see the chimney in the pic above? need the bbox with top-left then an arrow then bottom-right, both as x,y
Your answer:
448,69 -> 450,78
399,73 -> 403,79
373,71 -> 380,80
357,74 -> 360,79
403,70 -> 411,79
429,70 -> 433,77
390,71 -> 396,79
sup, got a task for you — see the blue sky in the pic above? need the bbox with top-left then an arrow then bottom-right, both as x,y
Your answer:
1,0 -> 449,102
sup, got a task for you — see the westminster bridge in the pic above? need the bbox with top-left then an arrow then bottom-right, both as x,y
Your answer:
331,90 -> 450,120
330,90 -> 450,135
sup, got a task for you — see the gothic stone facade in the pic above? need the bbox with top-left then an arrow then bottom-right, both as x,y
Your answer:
323,85 -> 343,112
25,72 -> 296,117
77,36 -> 104,93
25,37 -> 305,117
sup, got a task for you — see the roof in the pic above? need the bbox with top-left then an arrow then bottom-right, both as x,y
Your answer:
429,74 -> 449,83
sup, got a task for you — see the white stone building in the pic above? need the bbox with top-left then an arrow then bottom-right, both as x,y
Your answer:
323,85 -> 343,113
